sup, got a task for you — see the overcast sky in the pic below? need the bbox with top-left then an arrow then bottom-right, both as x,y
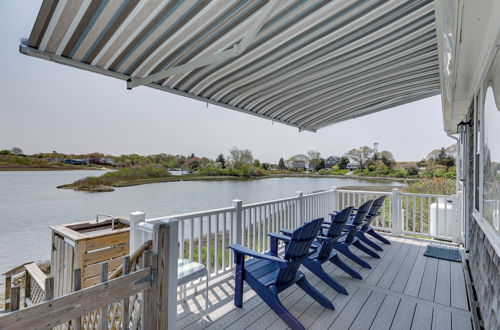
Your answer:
0,1 -> 454,163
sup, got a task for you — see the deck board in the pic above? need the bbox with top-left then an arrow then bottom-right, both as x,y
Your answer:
177,235 -> 472,330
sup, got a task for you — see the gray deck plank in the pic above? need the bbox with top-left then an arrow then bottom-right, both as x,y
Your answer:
309,286 -> 361,330
411,303 -> 433,330
365,238 -> 405,286
404,242 -> 430,297
348,290 -> 386,330
370,295 -> 400,330
177,236 -> 472,330
390,241 -> 423,293
450,261 -> 469,310
377,239 -> 414,289
431,308 -> 451,330
434,259 -> 451,306
451,311 -> 473,330
418,257 -> 438,302
327,286 -> 372,329
390,299 -> 417,330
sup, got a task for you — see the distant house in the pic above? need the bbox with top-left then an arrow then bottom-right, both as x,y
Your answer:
325,156 -> 339,168
346,162 -> 360,170
64,158 -> 88,165
100,157 -> 115,165
289,160 -> 306,170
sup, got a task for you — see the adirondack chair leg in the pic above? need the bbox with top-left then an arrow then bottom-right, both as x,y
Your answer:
329,254 -> 362,280
270,236 -> 278,256
353,240 -> 380,258
296,276 -> 335,310
234,252 -> 244,308
246,275 -> 306,330
334,243 -> 372,269
356,232 -> 383,251
367,229 -> 391,244
302,259 -> 348,295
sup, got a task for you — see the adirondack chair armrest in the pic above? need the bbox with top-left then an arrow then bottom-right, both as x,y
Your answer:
317,235 -> 331,242
229,244 -> 287,264
268,232 -> 291,242
279,229 -> 293,236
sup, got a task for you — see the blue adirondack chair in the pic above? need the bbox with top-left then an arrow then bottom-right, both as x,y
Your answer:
278,206 -> 362,294
355,195 -> 389,251
230,218 -> 333,330
333,200 -> 380,269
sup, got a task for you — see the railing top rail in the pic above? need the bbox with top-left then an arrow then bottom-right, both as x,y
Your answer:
400,192 -> 454,198
146,206 -> 235,222
337,189 -> 392,195
303,190 -> 332,197
242,195 -> 299,209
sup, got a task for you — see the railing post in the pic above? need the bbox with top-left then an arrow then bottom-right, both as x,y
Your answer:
331,186 -> 338,212
10,286 -> 20,311
232,200 -> 243,245
130,211 -> 145,254
391,189 -> 402,236
152,219 -> 179,330
296,191 -> 304,226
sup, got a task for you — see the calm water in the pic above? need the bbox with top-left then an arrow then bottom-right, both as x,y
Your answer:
0,170 -> 405,275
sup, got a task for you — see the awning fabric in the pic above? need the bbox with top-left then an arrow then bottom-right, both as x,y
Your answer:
22,0 -> 440,132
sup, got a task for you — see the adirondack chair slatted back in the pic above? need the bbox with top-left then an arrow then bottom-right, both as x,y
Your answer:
344,200 -> 373,242
317,206 -> 353,259
362,196 -> 386,229
277,218 -> 323,285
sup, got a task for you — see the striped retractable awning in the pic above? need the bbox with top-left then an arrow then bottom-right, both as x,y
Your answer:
21,0 -> 441,132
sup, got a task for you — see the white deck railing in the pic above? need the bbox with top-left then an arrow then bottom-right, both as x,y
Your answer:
129,186 -> 461,287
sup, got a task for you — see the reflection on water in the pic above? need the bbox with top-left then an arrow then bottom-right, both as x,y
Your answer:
0,170 -> 405,274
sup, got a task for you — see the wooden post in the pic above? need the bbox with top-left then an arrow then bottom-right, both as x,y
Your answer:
5,275 -> 11,310
141,250 -> 154,330
122,256 -> 130,330
391,189 -> 402,236
331,186 -> 338,213
24,270 -> 31,307
296,191 -> 304,226
153,220 -> 179,330
44,277 -> 54,301
73,269 -> 82,330
100,263 -> 108,330
130,211 -> 146,255
232,200 -> 243,245
10,286 -> 20,311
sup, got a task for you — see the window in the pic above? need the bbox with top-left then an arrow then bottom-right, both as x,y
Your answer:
483,87 -> 500,232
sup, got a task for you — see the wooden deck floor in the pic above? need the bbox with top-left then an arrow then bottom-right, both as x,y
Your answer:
177,235 -> 473,330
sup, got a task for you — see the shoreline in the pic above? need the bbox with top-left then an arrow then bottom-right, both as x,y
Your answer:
0,166 -> 107,171
58,173 -> 413,192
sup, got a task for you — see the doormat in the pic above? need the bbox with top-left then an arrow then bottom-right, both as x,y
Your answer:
424,245 -> 462,262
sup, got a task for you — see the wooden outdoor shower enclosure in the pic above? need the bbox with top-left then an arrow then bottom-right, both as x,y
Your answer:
50,217 -> 131,297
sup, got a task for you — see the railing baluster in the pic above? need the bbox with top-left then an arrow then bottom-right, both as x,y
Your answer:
121,258 -> 130,330
207,215 -> 211,275
412,196 -> 416,232
180,219 -> 184,260
405,195 -> 409,232
427,196 -> 431,235
190,218 -> 194,261
222,212 -> 226,271
215,213 -> 219,274
420,197 -> 424,234
198,217 -> 202,264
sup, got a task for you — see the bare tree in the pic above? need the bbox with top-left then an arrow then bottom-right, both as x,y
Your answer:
228,147 -> 254,166
306,150 -> 321,161
345,146 -> 374,169
11,147 -> 23,155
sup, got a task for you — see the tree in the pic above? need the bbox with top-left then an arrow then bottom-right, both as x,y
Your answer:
345,146 -> 373,169
228,147 -> 253,167
307,150 -> 321,161
253,159 -> 261,168
215,154 -> 226,168
337,156 -> 349,169
379,150 -> 395,169
278,157 -> 286,170
11,147 -> 23,155
0,150 -> 12,155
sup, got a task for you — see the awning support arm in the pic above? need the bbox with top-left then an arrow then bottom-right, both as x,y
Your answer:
127,0 -> 278,90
